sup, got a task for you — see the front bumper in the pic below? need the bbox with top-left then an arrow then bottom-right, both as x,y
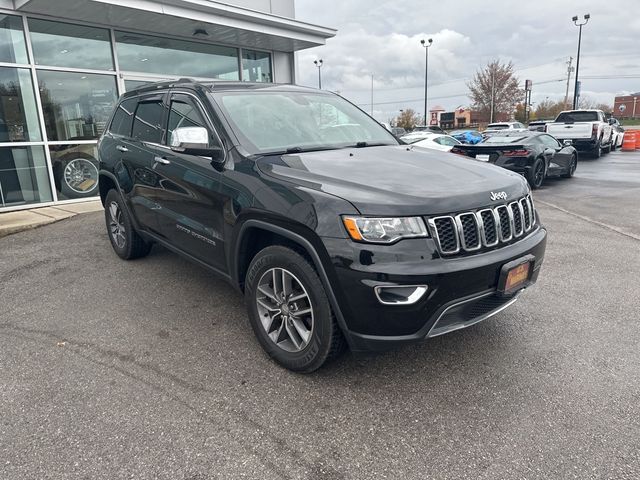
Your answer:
322,225 -> 547,352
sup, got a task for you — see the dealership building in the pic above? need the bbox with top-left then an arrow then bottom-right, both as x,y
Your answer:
0,0 -> 334,212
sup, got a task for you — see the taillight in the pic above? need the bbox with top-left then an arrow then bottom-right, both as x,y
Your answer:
503,149 -> 530,156
450,147 -> 466,155
592,124 -> 598,138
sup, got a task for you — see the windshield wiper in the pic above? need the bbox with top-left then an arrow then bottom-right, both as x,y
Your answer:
353,142 -> 393,148
259,146 -> 339,156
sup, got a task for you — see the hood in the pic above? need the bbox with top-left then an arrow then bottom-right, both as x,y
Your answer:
257,145 -> 529,216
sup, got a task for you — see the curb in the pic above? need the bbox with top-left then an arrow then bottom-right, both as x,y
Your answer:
0,201 -> 103,238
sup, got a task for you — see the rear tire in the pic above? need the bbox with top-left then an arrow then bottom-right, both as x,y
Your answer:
527,158 -> 546,189
245,245 -> 346,373
562,154 -> 577,178
593,142 -> 602,158
105,189 -> 152,260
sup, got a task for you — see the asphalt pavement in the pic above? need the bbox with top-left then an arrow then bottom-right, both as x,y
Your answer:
1,150 -> 639,479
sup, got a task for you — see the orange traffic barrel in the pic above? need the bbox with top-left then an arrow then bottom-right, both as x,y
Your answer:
622,131 -> 637,151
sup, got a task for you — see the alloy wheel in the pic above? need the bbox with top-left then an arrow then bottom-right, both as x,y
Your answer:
108,201 -> 126,249
255,267 -> 314,352
534,162 -> 545,187
63,158 -> 99,194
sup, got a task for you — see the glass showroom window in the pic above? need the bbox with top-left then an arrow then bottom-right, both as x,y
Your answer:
242,50 -> 272,82
0,67 -> 41,142
0,14 -> 28,64
0,67 -> 50,208
49,144 -> 99,200
37,71 -> 117,200
115,31 -> 239,79
37,70 -> 117,141
0,146 -> 52,208
28,18 -> 114,71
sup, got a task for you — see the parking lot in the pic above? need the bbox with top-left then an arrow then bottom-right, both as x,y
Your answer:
1,150 -> 639,479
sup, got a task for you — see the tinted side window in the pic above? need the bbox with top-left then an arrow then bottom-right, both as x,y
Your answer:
168,98 -> 206,133
132,98 -> 165,143
167,94 -> 219,147
109,98 -> 137,137
540,135 -> 560,148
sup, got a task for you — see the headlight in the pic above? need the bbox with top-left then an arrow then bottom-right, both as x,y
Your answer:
342,216 -> 428,244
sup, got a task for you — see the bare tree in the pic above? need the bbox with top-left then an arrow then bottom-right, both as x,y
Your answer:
534,99 -> 566,120
395,109 -> 421,130
467,60 -> 523,122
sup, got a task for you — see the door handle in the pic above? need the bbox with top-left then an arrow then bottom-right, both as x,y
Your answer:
116,145 -> 128,152
154,156 -> 170,165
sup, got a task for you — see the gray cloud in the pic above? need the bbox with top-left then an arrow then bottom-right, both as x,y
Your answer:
295,0 -> 640,120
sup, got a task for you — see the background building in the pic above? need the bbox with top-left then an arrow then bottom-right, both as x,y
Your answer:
0,0 -> 334,211
614,93 -> 639,119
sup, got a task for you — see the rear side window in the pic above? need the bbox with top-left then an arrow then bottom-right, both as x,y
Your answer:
132,97 -> 166,143
109,98 -> 137,137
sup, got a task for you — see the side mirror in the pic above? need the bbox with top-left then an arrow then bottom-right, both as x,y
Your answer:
170,126 -> 224,162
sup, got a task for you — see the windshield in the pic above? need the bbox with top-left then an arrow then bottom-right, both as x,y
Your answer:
212,90 -> 398,154
482,135 -> 528,144
486,124 -> 509,130
555,111 -> 599,122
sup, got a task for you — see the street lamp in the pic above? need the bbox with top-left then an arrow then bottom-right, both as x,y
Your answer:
313,59 -> 323,89
572,14 -> 590,109
420,38 -> 433,126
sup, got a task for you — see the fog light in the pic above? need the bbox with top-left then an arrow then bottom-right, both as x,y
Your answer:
374,285 -> 428,305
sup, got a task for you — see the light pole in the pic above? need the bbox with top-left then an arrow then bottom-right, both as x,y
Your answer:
572,14 -> 590,109
420,38 -> 433,126
313,59 -> 323,89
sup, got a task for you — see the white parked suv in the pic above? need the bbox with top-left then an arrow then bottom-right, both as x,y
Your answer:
483,122 -> 528,136
546,110 -> 613,158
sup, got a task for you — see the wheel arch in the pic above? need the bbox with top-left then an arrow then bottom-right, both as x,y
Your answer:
234,219 -> 353,347
98,171 -> 118,207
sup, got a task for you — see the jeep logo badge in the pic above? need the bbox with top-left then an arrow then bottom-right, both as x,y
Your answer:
490,191 -> 508,201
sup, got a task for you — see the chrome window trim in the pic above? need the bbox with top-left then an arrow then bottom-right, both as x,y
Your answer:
168,89 -> 227,163
427,216 -> 460,255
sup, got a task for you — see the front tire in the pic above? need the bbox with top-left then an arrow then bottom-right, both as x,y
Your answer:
245,245 -> 346,373
527,158 -> 546,189
104,189 -> 152,260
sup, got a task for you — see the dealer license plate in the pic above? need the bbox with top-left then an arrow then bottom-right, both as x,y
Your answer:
504,262 -> 530,291
476,154 -> 490,161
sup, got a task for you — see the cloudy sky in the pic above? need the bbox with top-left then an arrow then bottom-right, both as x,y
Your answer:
294,0 -> 640,121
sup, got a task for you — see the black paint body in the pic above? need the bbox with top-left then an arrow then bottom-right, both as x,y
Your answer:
98,81 -> 547,352
453,132 -> 578,179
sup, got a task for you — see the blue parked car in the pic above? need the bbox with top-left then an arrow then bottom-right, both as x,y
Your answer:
449,129 -> 483,144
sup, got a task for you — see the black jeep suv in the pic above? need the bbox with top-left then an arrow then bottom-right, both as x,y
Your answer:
98,80 -> 547,372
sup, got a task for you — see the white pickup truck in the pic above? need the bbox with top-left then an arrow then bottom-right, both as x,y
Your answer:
546,110 -> 613,158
